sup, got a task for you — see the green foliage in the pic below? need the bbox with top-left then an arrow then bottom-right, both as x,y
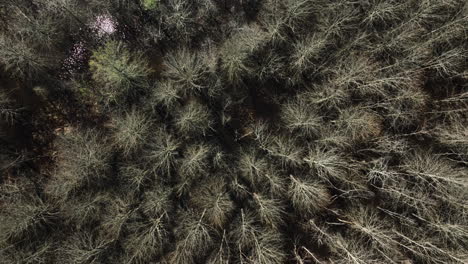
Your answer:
89,41 -> 151,106
142,0 -> 158,10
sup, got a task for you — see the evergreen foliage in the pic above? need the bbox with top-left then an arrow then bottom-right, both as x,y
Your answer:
89,41 -> 152,106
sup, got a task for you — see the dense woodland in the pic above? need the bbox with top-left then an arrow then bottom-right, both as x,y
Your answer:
0,0 -> 467,263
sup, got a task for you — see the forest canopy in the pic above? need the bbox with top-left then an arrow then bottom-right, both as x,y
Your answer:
0,0 -> 467,263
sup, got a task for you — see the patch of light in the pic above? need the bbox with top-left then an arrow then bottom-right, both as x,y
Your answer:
90,14 -> 117,37
61,41 -> 88,78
